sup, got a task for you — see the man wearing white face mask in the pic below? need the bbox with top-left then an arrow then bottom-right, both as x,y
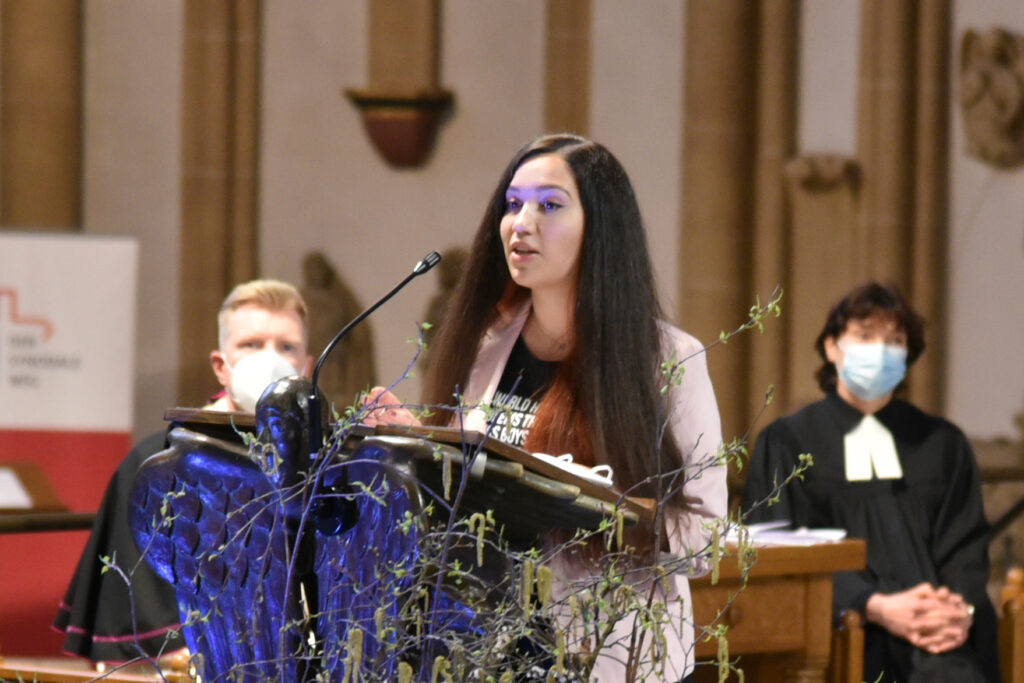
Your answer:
207,279 -> 314,412
741,282 -> 999,683
55,279 -> 313,666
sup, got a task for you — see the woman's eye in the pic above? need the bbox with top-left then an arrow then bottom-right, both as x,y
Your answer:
505,198 -> 521,213
542,200 -> 562,212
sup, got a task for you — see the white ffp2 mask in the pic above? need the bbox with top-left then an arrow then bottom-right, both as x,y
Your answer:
224,349 -> 298,412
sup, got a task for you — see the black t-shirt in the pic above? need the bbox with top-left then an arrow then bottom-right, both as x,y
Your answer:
490,336 -> 558,448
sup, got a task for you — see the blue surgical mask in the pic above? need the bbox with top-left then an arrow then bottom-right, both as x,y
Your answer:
837,341 -> 907,401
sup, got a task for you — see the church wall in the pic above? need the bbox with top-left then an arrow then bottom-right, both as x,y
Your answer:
259,2 -> 686,408
798,1 -> 1023,440
590,3 -> 684,316
81,0 -> 184,438
948,1 -> 1024,439
74,0 -> 1024,439
259,1 -> 546,404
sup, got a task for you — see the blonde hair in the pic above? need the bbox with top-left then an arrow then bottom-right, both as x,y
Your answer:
217,279 -> 308,348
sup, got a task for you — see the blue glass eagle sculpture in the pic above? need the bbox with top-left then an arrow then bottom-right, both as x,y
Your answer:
128,378 -> 429,682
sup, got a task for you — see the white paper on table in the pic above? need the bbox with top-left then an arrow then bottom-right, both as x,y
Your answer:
726,520 -> 847,546
0,467 -> 33,508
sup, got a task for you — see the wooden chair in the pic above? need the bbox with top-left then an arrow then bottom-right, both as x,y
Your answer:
1000,566 -> 1024,683
828,609 -> 865,683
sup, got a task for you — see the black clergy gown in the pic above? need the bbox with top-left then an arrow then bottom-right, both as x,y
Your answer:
53,431 -> 185,662
741,391 -> 1000,683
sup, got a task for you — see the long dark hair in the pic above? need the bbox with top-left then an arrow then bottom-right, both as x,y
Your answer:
813,281 -> 926,392
423,134 -> 683,503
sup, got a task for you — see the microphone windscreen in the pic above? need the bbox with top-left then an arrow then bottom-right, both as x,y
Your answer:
413,250 -> 442,275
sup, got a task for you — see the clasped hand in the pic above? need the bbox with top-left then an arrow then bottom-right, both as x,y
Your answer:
865,582 -> 973,654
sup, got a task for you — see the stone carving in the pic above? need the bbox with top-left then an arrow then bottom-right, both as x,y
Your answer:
783,155 -> 859,193
960,27 -> 1024,168
301,251 -> 377,407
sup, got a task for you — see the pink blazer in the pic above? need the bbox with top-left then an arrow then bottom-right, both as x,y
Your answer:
460,304 -> 727,681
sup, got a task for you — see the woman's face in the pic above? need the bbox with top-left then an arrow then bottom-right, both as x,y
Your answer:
499,154 -> 585,296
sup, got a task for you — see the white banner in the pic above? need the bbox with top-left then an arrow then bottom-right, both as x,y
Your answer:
0,232 -> 137,431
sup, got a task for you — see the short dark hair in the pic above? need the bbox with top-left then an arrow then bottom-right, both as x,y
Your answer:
813,281 -> 926,392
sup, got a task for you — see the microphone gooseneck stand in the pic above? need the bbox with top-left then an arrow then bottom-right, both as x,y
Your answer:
307,250 -> 441,457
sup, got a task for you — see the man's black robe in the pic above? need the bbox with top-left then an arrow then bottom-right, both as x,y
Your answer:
741,392 -> 999,683
53,431 -> 185,662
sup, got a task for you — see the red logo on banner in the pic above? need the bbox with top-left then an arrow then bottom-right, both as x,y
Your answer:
0,287 -> 55,341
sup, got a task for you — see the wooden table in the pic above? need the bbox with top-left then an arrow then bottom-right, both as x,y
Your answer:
0,657 -> 189,683
691,539 -> 866,683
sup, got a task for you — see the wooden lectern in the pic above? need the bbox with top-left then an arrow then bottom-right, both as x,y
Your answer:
162,407 -> 656,538
127,393 -> 663,683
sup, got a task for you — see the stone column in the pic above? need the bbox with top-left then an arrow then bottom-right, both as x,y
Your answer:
680,0 -> 757,440
177,0 -> 261,406
368,0 -> 439,92
0,0 -> 82,229
908,0 -> 950,413
856,0 -> 915,282
856,0 -> 950,412
346,0 -> 452,167
544,0 -> 591,135
748,0 -> 799,423
783,156 -> 862,410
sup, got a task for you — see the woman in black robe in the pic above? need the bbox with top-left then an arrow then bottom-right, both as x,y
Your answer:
741,282 -> 999,683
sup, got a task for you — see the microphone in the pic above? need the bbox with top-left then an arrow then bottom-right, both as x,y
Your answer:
308,250 -> 442,455
413,250 -> 442,275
